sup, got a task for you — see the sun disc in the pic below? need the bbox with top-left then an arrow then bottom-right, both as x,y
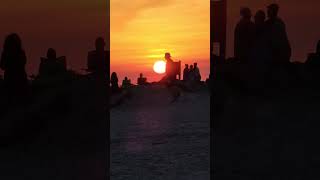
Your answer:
153,60 -> 166,74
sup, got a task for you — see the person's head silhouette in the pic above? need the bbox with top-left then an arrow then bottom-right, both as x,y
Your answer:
125,76 -> 128,80
190,65 -> 194,70
240,7 -> 252,20
255,10 -> 266,25
165,52 -> 171,61
267,3 -> 279,20
317,40 -> 320,54
95,37 -> 105,52
185,64 -> 188,68
3,33 -> 22,53
47,48 -> 57,59
140,73 -> 143,78
194,63 -> 198,68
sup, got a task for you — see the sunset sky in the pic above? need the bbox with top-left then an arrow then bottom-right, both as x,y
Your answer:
0,0 -> 107,76
226,0 -> 320,62
110,0 -> 210,83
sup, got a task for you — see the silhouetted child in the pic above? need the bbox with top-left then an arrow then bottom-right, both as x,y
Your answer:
122,76 -> 132,89
266,3 -> 291,64
234,7 -> 255,63
183,64 -> 189,81
39,48 -> 66,79
0,33 -> 29,104
87,37 -> 108,79
110,72 -> 119,93
137,73 -> 147,85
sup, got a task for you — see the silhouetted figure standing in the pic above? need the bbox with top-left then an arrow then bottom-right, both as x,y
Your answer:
165,52 -> 175,82
194,63 -> 201,82
39,48 -> 66,79
254,10 -> 267,37
183,64 -> 189,81
189,65 -> 195,81
0,33 -> 28,104
248,10 -> 273,92
87,37 -> 108,80
265,4 -> 291,64
234,7 -> 255,63
110,72 -> 119,93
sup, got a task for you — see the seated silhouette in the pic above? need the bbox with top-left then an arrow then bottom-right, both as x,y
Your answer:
122,77 -> 132,89
87,37 -> 108,76
38,48 -> 66,78
306,40 -> 320,70
137,73 -> 147,85
183,64 -> 190,81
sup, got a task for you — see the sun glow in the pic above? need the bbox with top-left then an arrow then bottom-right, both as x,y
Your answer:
153,60 -> 166,74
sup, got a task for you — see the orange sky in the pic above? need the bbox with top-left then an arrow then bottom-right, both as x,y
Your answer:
110,0 -> 210,83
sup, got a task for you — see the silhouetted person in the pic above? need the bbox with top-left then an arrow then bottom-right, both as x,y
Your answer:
165,52 -> 175,81
234,7 -> 255,62
87,37 -> 108,79
183,64 -> 189,81
39,48 -> 66,78
122,76 -> 132,89
254,10 -> 267,36
137,73 -> 147,85
265,3 -> 291,64
110,72 -> 119,93
0,33 -> 28,104
249,10 -> 272,91
194,63 -> 201,82
189,65 -> 195,81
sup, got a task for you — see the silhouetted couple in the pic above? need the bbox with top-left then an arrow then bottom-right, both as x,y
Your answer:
183,63 -> 201,82
235,4 -> 291,65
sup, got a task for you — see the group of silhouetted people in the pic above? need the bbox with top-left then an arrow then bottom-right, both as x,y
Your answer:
183,63 -> 201,82
0,33 -> 109,106
234,4 -> 291,66
110,72 -> 148,94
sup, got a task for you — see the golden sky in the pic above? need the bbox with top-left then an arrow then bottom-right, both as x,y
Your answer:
111,0 -> 210,83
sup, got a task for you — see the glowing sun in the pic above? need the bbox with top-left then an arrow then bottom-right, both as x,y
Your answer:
153,60 -> 166,74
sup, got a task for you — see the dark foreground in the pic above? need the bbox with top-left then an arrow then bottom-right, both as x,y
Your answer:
213,61 -> 320,179
0,75 -> 108,180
